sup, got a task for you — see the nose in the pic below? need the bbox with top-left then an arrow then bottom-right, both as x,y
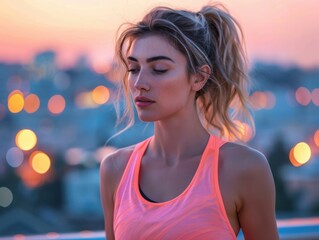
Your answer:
133,69 -> 150,92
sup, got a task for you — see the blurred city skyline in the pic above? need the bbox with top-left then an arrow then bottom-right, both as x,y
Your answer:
1,1 -> 319,237
1,0 -> 319,69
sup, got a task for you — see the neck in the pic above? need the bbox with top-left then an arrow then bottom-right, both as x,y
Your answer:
150,108 -> 209,165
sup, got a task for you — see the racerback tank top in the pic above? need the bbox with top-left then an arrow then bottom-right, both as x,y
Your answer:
113,134 -> 237,239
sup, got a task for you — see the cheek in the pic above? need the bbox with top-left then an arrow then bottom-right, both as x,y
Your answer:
127,77 -> 135,94
159,79 -> 191,106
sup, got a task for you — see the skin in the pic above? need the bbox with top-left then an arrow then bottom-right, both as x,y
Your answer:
100,35 -> 279,240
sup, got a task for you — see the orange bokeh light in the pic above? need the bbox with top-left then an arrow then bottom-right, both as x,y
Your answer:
75,92 -> 97,108
289,147 -> 301,167
295,87 -> 311,106
29,151 -> 51,174
16,163 -> 43,188
92,86 -> 110,105
15,129 -> 37,151
8,90 -> 24,113
24,94 -> 40,113
48,95 -> 65,115
290,142 -> 311,167
314,130 -> 319,148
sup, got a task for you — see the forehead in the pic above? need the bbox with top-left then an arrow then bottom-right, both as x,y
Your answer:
127,35 -> 185,62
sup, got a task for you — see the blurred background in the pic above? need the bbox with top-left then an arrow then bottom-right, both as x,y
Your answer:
0,0 -> 319,238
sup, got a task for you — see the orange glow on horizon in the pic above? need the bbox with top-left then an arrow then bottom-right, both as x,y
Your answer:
0,1 -> 319,68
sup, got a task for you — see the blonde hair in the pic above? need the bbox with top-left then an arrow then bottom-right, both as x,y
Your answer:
114,3 -> 254,141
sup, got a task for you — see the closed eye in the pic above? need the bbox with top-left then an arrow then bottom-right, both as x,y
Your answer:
153,69 -> 168,74
127,68 -> 140,74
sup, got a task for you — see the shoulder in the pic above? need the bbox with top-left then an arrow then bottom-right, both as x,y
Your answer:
100,145 -> 135,190
219,142 -> 275,205
219,141 -> 270,176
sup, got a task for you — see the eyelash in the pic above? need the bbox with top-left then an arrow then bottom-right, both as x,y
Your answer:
127,68 -> 139,74
127,68 -> 168,74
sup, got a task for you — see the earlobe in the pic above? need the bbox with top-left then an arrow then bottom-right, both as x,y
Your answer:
192,65 -> 211,92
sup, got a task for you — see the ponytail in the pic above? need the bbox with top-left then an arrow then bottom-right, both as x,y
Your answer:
196,4 -> 254,141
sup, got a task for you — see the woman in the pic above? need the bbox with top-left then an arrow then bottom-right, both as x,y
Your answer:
100,3 -> 279,240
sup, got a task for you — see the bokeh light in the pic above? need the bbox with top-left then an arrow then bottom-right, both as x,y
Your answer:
312,88 -> 319,106
24,94 -> 40,113
264,91 -> 276,109
290,142 -> 311,167
92,85 -> 110,105
65,148 -> 85,165
289,147 -> 300,167
295,87 -> 311,106
75,92 -> 97,109
16,163 -> 43,188
250,91 -> 276,110
314,130 -> 319,148
48,95 -> 65,115
251,91 -> 267,109
29,151 -> 51,174
0,187 -> 13,207
8,90 -> 24,113
6,147 -> 24,168
15,129 -> 37,151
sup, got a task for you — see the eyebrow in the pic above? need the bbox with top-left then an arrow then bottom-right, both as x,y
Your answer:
127,55 -> 175,63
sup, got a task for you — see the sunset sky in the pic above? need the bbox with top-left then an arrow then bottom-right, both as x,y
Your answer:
0,0 -> 318,69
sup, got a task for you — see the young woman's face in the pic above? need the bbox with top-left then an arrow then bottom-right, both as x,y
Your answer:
126,34 -> 196,122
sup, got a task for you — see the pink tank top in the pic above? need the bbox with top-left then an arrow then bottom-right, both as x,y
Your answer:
113,135 -> 237,239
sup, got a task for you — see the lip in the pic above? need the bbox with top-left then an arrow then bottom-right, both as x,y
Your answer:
134,96 -> 155,107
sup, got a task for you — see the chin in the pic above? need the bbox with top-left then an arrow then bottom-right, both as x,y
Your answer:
137,113 -> 159,122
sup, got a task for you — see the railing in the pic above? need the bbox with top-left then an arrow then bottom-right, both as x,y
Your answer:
1,218 -> 319,240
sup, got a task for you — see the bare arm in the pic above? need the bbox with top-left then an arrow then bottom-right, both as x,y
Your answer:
238,150 -> 279,240
100,154 -> 116,240
100,147 -> 133,240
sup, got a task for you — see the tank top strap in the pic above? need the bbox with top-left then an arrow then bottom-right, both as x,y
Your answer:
114,137 -> 152,215
120,137 -> 152,183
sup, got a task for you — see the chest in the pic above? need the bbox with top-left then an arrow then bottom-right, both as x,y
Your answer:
139,156 -> 201,202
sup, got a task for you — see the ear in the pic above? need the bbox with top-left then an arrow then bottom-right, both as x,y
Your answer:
191,65 -> 211,92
